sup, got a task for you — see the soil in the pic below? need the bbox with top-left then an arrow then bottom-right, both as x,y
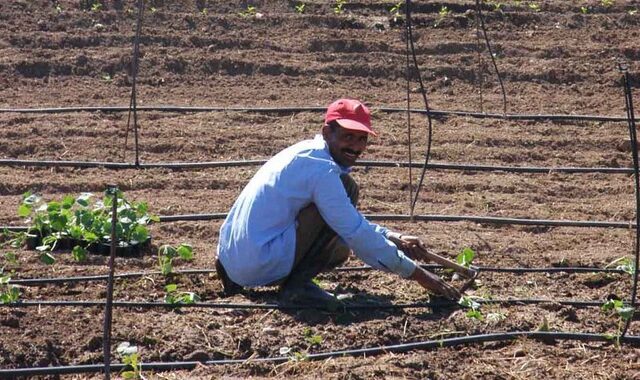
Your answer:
2,0 -> 640,378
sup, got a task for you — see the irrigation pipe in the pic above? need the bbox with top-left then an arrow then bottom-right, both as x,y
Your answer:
620,67 -> 640,338
0,158 -> 634,174
7,265 -> 626,286
0,298 -> 611,310
0,105 -> 630,122
0,331 -> 638,377
2,212 -> 636,233
475,0 -> 508,114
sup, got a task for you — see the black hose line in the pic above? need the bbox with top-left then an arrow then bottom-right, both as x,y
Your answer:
620,68 -> 640,338
405,0 -> 434,218
0,158 -> 634,174
7,265 -> 626,286
0,298 -> 613,310
1,331 -> 639,377
0,105 -> 629,122
2,212 -> 636,233
1,332 -> 638,377
475,0 -> 508,114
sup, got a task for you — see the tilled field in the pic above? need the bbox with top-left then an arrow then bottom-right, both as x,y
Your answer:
1,1 -> 640,378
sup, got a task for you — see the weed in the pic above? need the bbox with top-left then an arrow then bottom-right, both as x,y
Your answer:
158,243 -> 194,276
295,3 -> 305,14
334,0 -> 347,14
164,284 -> 200,305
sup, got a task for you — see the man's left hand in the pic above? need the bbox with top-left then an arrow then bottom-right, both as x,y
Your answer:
388,232 -> 427,261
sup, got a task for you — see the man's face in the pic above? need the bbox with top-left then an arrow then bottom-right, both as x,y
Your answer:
322,123 -> 369,167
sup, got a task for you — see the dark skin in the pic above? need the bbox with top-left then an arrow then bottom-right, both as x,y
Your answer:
321,122 -> 461,301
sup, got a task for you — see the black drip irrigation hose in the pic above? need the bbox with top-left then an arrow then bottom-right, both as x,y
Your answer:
2,212 -> 636,233
0,105 -> 630,123
1,331 -> 638,377
6,265 -> 627,286
0,158 -> 633,174
475,0 -> 508,114
405,0 -> 434,219
0,298 -> 612,310
620,68 -> 640,338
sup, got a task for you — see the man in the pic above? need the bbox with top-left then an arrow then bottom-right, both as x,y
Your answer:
216,98 -> 460,304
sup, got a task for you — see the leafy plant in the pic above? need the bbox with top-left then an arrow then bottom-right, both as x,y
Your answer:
434,5 -> 451,27
164,284 -> 200,305
3,252 -> 18,267
601,0 -> 614,7
456,247 -> 475,268
334,0 -> 347,14
158,244 -> 194,276
91,1 -> 102,12
528,3 -> 540,12
459,296 -> 483,320
629,8 -> 638,15
0,271 -> 20,304
303,327 -> 323,347
602,299 -> 635,346
295,3 -> 305,13
580,6 -> 589,14
117,342 -> 145,380
54,3 -> 63,13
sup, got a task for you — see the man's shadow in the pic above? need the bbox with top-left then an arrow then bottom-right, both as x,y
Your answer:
236,285 -> 458,326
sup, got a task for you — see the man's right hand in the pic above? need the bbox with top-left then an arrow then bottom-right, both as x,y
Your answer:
409,266 -> 461,301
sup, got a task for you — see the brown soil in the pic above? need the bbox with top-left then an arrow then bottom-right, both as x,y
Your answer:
2,0 -> 640,378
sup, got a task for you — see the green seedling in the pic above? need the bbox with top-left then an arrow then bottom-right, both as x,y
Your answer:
601,0 -> 614,7
0,271 -> 20,304
239,5 -> 257,18
389,2 -> 403,22
334,0 -> 347,14
295,3 -> 305,13
489,2 -> 503,12
102,73 -> 112,82
459,296 -> 483,320
456,247 -> 475,268
54,3 -> 63,13
605,256 -> 635,275
303,327 -> 323,347
602,299 -> 635,346
158,244 -> 194,276
91,1 -> 102,12
117,342 -> 145,379
528,3 -> 540,12
3,252 -> 18,267
580,6 -> 589,14
434,5 -> 451,27
629,8 -> 638,15
164,283 -> 200,305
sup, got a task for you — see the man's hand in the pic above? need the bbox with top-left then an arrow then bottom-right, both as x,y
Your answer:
409,266 -> 461,301
387,232 -> 428,261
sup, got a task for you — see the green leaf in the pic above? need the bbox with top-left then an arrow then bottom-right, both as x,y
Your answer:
22,193 -> 40,205
159,245 -> 177,258
47,201 -> 62,212
130,225 -> 148,243
72,246 -> 87,262
177,244 -> 193,260
76,192 -> 93,207
18,204 -> 32,218
62,195 -> 75,209
466,309 -> 483,320
49,213 -> 68,232
456,247 -> 475,268
82,230 -> 99,243
40,252 -> 55,265
165,283 -> 178,292
618,307 -> 635,321
149,214 -> 160,223
68,225 -> 83,239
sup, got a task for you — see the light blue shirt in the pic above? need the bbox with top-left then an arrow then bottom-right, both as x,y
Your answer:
217,135 -> 417,287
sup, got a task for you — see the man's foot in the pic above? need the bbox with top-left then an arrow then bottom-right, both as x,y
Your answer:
215,258 -> 242,296
279,280 -> 338,306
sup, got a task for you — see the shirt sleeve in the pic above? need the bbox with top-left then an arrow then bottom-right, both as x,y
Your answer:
311,170 -> 417,278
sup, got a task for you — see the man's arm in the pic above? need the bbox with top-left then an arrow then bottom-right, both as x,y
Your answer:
408,266 -> 461,300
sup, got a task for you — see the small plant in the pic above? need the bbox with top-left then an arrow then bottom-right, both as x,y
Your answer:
239,5 -> 257,18
164,284 -> 200,305
459,296 -> 483,320
528,3 -> 540,12
303,327 -> 323,347
456,247 -> 475,268
629,8 -> 638,15
158,244 -> 194,276
3,252 -> 18,267
580,6 -> 589,14
389,2 -> 403,22
0,271 -> 20,304
117,342 -> 146,379
102,73 -> 112,82
434,5 -> 451,27
295,3 -> 305,14
602,299 -> 634,346
149,6 -> 157,13
91,1 -> 102,12
605,256 -> 635,275
601,0 -> 615,7
334,0 -> 347,14
489,1 -> 503,12
54,3 -> 63,13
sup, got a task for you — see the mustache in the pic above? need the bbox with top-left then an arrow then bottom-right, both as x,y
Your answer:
342,149 -> 361,156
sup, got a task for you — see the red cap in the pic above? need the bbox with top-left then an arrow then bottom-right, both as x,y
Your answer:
324,98 -> 376,136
